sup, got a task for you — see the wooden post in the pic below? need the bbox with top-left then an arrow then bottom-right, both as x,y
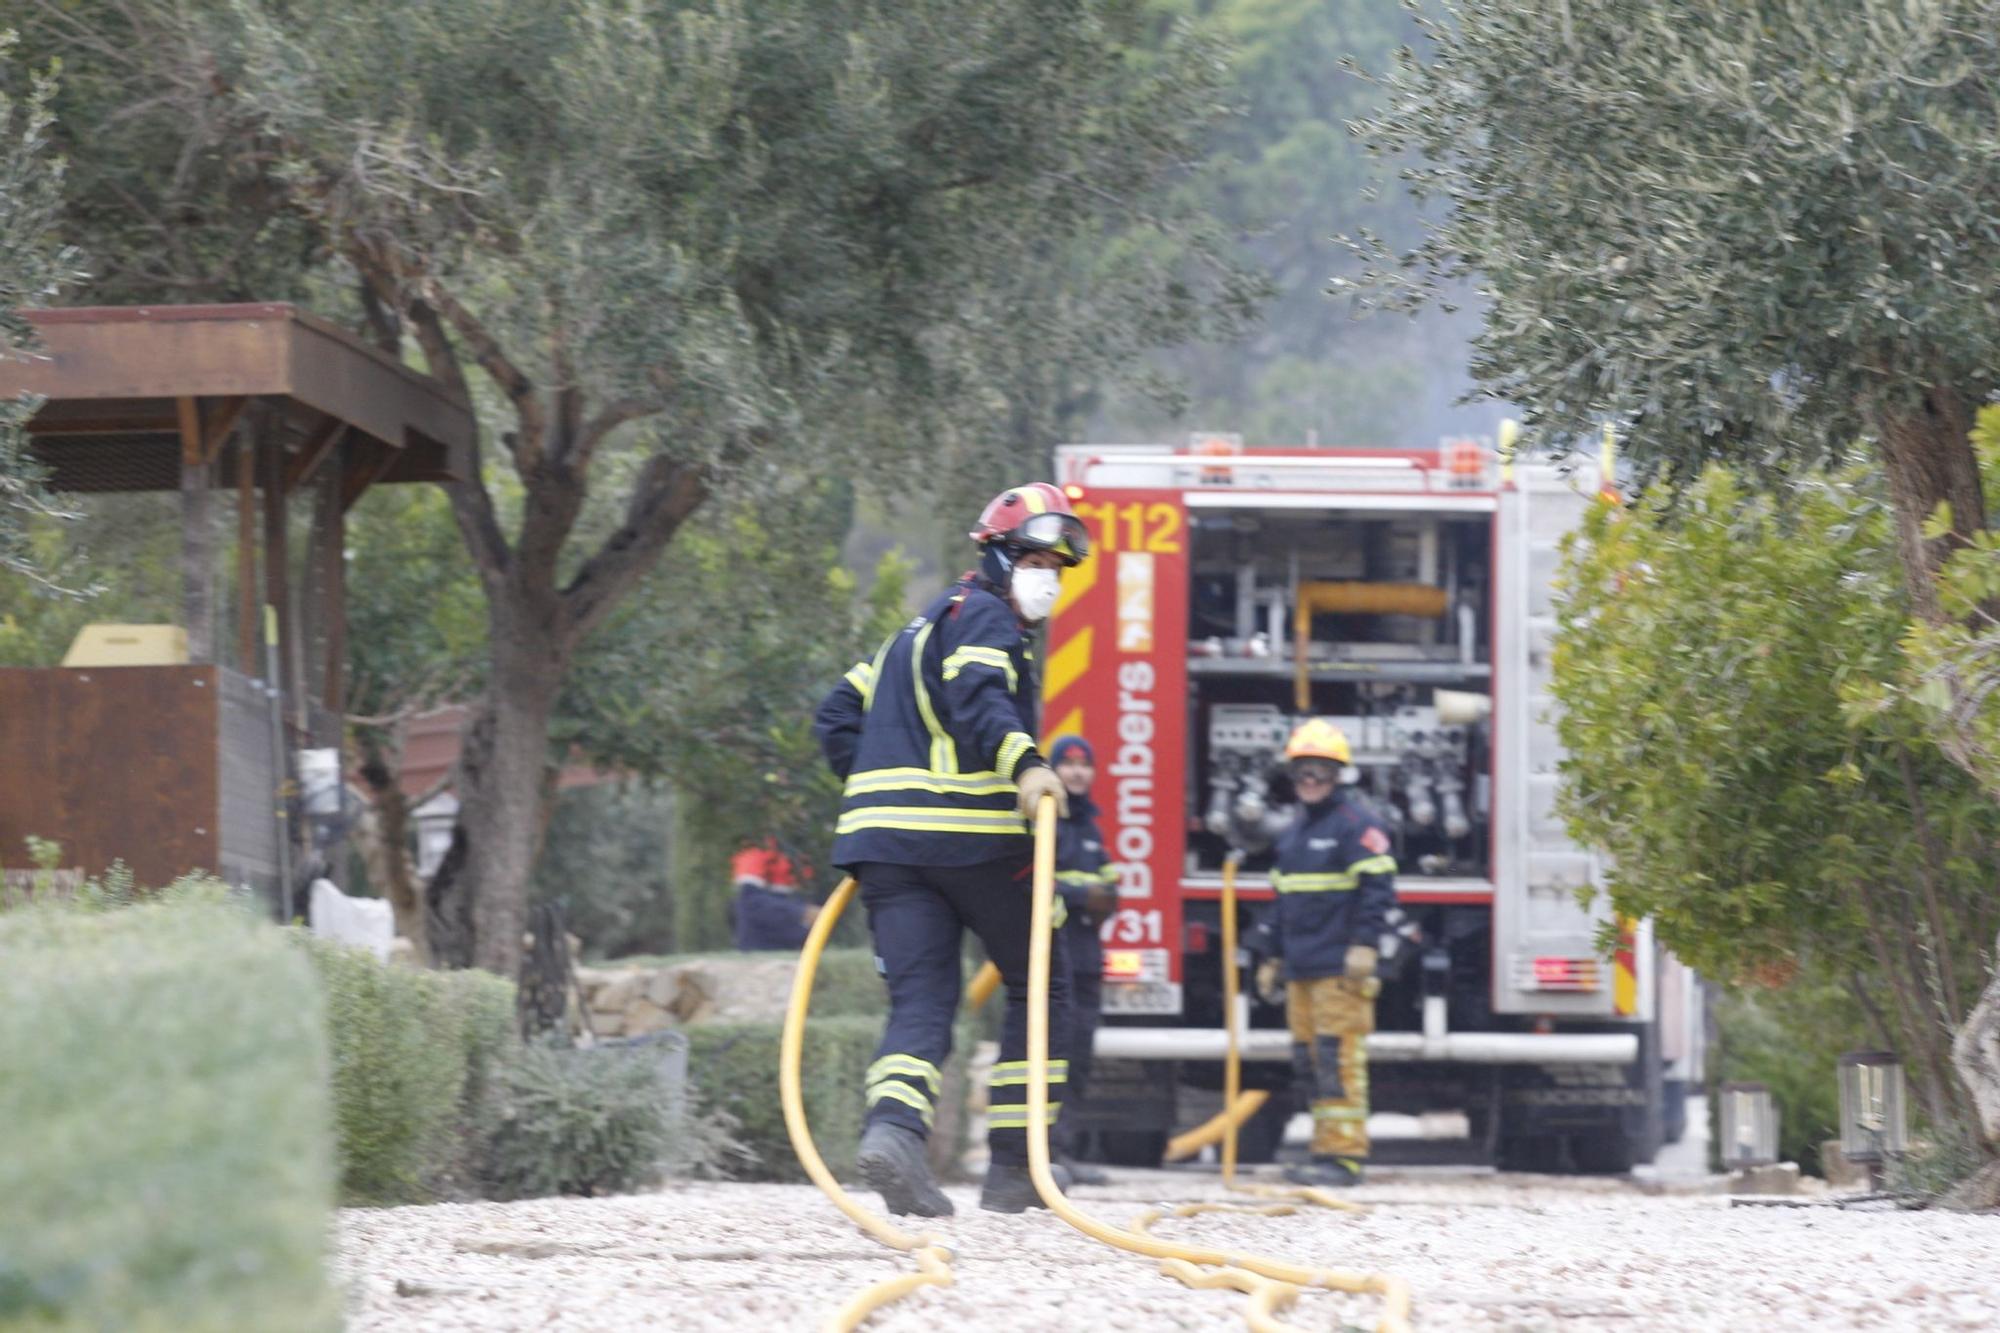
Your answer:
323,448 -> 347,716
177,396 -> 215,665
236,433 -> 259,673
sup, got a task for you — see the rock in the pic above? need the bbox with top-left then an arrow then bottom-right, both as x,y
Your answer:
1820,1140 -> 1872,1190
1730,1162 -> 1804,1195
587,969 -> 644,1011
588,1009 -> 627,1038
643,967 -> 682,1008
625,998 -> 674,1036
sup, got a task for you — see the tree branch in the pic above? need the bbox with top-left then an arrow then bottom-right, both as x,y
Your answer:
560,452 -> 711,643
419,276 -> 546,474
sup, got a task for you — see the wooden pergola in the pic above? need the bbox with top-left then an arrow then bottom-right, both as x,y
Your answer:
0,303 -> 475,895
2,303 -> 473,713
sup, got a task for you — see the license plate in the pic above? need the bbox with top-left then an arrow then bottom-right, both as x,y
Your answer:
1100,981 -> 1183,1015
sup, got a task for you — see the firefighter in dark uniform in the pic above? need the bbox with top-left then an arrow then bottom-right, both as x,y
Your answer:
1251,718 -> 1396,1187
731,841 -> 817,952
814,483 -> 1090,1216
1048,734 -> 1119,1186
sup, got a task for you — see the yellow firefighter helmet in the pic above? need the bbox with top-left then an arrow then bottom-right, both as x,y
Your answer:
1283,717 -> 1352,765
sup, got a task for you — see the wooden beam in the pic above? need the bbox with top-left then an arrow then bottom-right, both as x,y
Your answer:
176,396 -> 203,467
323,466 -> 348,715
236,433 -> 258,673
284,414 -> 346,492
340,441 -> 401,512
202,395 -> 249,460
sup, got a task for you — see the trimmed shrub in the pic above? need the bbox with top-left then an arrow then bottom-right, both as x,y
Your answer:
0,896 -> 338,1333
300,938 -> 517,1204
476,1041 -> 678,1198
686,1016 -> 879,1182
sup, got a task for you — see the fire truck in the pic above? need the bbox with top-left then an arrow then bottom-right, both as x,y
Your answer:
1048,433 -> 1701,1173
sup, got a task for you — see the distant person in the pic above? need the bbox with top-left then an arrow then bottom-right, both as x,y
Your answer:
1048,734 -> 1119,1186
731,840 -> 818,951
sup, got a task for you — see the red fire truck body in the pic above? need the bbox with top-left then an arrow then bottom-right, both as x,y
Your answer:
1046,438 -> 1698,1171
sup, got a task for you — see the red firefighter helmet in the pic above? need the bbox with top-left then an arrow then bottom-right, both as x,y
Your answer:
969,483 -> 1090,567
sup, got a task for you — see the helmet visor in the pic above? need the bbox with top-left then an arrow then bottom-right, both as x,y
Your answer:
1014,511 -> 1091,564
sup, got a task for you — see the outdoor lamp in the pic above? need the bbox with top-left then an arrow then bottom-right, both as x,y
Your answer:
1837,1050 -> 1908,1166
1719,1082 -> 1779,1170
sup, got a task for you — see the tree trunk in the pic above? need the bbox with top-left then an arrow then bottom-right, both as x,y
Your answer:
1873,385 -> 1985,626
1954,936 -> 2000,1149
424,620 -> 566,975
355,741 -> 430,966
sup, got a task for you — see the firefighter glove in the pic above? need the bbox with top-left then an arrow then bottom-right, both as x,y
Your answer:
1016,763 -> 1069,820
1344,944 -> 1378,981
1254,957 -> 1284,1004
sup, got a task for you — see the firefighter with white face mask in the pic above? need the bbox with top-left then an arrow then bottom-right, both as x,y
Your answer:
814,482 -> 1091,1215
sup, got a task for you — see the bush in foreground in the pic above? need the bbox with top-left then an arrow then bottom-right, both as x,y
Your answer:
0,894 -> 338,1332
301,937 -> 517,1204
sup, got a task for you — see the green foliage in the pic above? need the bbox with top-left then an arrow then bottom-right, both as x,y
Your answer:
1710,983 -> 1869,1177
299,937 -> 518,1204
1902,405 -> 2000,792
0,494 -> 181,667
0,30 -> 82,586
1553,466 -> 2000,1133
684,1016 -> 881,1183
475,1041 -> 683,1198
0,898 -> 338,1333
532,782 -> 677,959
1349,0 -> 2000,479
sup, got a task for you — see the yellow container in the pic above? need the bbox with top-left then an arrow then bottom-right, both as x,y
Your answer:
61,624 -> 191,668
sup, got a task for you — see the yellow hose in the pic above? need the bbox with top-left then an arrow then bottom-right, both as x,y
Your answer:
1024,797 -> 1412,1331
966,959 -> 1001,1008
1163,1089 -> 1271,1162
781,875 -> 954,1332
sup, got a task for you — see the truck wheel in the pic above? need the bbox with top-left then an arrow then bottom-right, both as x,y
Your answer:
1496,1135 -> 1565,1174
1097,1129 -> 1168,1168
1568,1131 -> 1637,1175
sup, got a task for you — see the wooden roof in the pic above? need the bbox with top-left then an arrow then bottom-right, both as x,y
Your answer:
0,303 -> 475,494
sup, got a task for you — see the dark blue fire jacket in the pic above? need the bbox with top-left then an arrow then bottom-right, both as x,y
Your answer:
1264,789 -> 1398,980
815,576 -> 1046,870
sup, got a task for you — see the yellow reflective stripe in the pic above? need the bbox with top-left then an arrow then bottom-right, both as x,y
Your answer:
1310,1105 -> 1367,1121
836,808 -> 1029,836
1349,854 -> 1398,876
1052,896 -> 1068,929
909,621 -> 957,773
942,646 -> 1018,691
866,1054 -> 942,1094
844,768 -> 1015,797
1272,871 -> 1358,893
990,1060 -> 1068,1086
858,636 -> 893,712
1055,871 -> 1102,885
996,731 -> 1034,780
867,1081 -> 936,1126
843,661 -> 874,696
1097,867 -> 1121,884
1020,488 -> 1048,515
987,1104 -> 1062,1127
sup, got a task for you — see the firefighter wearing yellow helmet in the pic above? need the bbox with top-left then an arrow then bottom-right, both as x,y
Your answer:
1251,717 -> 1397,1187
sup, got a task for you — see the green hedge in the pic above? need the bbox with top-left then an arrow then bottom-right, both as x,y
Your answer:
0,897 -> 338,1333
300,938 -> 518,1204
1710,982 -> 1870,1176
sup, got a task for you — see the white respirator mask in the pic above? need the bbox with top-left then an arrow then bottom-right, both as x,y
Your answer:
1010,567 -> 1061,623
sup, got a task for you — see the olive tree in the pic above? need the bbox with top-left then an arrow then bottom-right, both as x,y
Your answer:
26,0 -> 1249,972
1350,0 -> 2000,1174
0,32 -> 78,584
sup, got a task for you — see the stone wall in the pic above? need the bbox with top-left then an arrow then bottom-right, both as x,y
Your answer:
574,955 -> 806,1039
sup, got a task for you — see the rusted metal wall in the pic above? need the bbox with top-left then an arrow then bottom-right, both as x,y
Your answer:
0,665 -> 222,885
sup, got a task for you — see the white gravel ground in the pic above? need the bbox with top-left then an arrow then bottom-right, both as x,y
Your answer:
335,1166 -> 2000,1331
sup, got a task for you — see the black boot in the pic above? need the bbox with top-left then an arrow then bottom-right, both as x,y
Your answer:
1282,1154 -> 1364,1188
856,1121 -> 953,1217
979,1161 -> 1072,1213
